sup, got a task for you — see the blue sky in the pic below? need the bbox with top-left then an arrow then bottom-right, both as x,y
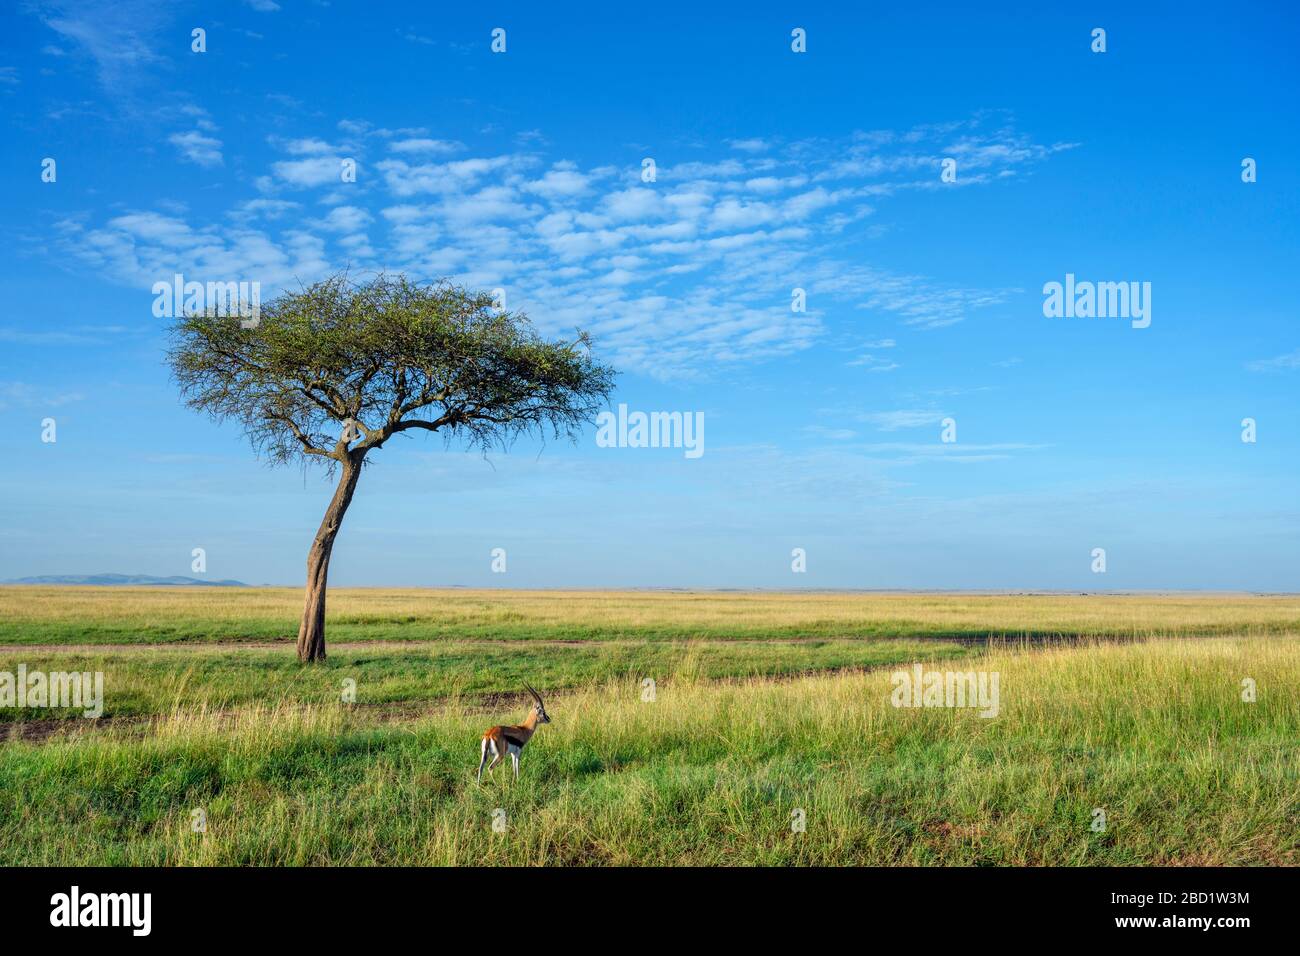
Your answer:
1,0 -> 1297,589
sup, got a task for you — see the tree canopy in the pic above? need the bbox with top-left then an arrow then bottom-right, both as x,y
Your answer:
168,272 -> 616,470
167,272 -> 616,662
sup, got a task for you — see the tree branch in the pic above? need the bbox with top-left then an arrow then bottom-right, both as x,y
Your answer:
268,413 -> 340,460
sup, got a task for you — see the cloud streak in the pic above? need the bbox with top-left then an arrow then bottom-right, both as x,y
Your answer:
57,113 -> 1062,378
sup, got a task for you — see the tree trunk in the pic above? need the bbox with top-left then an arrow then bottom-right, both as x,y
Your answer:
297,458 -> 363,663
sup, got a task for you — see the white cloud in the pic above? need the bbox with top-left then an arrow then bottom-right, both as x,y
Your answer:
168,130 -> 223,168
602,187 -> 667,223
319,205 -> 372,233
375,156 -> 525,197
744,175 -> 807,193
848,354 -> 900,372
59,211 -> 332,291
277,137 -> 338,156
707,198 -> 776,231
60,113 -> 1063,379
1247,348 -> 1300,372
389,138 -> 464,155
440,186 -> 535,224
231,199 -> 301,222
523,167 -> 591,199
270,156 -> 348,188
0,382 -> 85,411
41,0 -> 167,98
859,410 -> 945,431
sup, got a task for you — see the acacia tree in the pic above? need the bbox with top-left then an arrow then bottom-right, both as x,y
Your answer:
168,273 -> 615,662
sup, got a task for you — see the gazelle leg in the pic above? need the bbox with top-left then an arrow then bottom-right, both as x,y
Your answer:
511,752 -> 519,780
477,739 -> 490,782
485,740 -> 503,774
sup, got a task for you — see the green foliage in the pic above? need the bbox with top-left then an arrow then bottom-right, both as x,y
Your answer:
166,272 -> 616,469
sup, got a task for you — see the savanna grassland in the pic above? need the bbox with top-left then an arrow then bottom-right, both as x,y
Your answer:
0,588 -> 1296,865
3,586 -> 1298,645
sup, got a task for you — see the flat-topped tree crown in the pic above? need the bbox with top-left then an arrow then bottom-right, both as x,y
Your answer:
167,272 -> 616,661
169,272 -> 615,468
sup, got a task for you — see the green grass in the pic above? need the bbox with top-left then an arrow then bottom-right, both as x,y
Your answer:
0,638 -> 978,722
0,637 -> 1296,865
1,589 -> 1295,865
1,587 -> 1296,645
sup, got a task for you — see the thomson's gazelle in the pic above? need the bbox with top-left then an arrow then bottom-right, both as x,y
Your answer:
478,683 -> 550,782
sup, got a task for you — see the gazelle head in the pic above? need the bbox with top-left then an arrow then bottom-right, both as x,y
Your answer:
525,682 -> 551,724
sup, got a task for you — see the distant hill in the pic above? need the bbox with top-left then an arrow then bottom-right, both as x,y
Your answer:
4,574 -> 248,587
